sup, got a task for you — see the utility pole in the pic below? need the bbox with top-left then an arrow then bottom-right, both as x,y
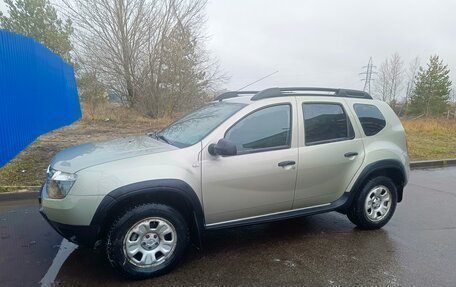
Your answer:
360,57 -> 376,94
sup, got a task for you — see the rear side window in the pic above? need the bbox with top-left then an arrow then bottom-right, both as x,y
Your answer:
353,104 -> 386,136
303,103 -> 354,145
225,104 -> 291,154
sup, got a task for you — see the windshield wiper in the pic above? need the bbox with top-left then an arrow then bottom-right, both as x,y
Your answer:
148,132 -> 181,147
157,134 -> 171,145
148,132 -> 172,145
158,134 -> 170,144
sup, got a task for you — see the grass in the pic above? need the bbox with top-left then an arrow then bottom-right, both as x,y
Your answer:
0,104 -> 172,192
1,111 -> 455,191
402,118 -> 456,161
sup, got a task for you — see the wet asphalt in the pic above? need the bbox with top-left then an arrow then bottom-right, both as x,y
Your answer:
1,166 -> 456,287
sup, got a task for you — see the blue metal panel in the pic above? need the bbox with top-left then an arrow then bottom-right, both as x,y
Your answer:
0,29 -> 81,168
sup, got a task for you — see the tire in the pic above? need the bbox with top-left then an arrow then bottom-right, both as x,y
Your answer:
106,203 -> 188,279
347,176 -> 397,230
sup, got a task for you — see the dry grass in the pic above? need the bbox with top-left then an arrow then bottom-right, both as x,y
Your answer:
0,106 -> 173,192
81,102 -> 173,124
402,118 -> 456,160
1,111 -> 456,191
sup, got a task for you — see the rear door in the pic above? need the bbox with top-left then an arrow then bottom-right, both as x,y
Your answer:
293,98 -> 365,209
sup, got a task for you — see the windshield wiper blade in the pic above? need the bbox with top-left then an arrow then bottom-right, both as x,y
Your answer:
148,132 -> 172,145
157,134 -> 171,144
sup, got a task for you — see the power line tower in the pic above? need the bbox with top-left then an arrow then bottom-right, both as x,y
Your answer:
360,57 -> 376,94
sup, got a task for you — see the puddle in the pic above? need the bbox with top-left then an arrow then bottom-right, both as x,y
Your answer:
39,239 -> 77,287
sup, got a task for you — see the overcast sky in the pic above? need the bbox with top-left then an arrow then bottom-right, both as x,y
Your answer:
1,0 -> 455,94
206,0 -> 456,93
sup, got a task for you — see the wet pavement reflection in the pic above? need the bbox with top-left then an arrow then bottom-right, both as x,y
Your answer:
0,199 -> 61,286
1,167 -> 456,286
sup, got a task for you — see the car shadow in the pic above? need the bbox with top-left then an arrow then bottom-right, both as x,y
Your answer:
55,212 -> 399,287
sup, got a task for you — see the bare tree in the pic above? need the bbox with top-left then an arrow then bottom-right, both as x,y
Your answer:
374,53 -> 404,107
61,0 -> 153,107
77,70 -> 107,119
375,61 -> 390,102
139,0 -> 223,117
61,0 -> 222,117
403,57 -> 420,115
388,53 -> 404,105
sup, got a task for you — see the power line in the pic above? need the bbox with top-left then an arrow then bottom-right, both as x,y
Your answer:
359,57 -> 376,94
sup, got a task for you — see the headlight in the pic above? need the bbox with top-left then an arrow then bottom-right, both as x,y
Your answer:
47,169 -> 77,199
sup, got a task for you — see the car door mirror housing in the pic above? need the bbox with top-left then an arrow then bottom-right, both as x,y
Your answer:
208,139 -> 237,156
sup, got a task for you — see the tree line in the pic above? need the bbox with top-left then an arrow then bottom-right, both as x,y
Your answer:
374,53 -> 453,117
1,1 -> 454,119
0,0 -> 220,118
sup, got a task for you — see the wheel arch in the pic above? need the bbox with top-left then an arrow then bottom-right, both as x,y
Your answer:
91,179 -> 205,249
341,159 -> 407,212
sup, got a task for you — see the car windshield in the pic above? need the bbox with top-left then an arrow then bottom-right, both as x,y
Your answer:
155,101 -> 246,148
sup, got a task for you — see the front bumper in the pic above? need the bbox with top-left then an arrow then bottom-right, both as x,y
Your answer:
39,184 -> 101,247
39,209 -> 99,247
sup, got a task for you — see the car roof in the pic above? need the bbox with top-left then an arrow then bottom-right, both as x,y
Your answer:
214,87 -> 373,103
219,96 -> 254,105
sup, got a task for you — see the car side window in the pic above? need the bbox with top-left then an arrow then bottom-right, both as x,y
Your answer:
353,104 -> 386,136
303,103 -> 354,146
225,104 -> 291,154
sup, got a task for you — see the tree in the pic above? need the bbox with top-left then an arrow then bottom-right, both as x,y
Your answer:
76,71 -> 107,119
62,0 -> 153,107
403,57 -> 420,115
155,25 -> 209,116
140,0 -> 220,117
62,0 -> 221,117
409,55 -> 452,117
0,0 -> 73,62
374,53 -> 404,106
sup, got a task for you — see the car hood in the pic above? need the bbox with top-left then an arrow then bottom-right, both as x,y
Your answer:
50,135 -> 177,173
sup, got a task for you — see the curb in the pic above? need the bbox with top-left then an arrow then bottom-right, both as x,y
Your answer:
0,191 -> 38,201
410,158 -> 456,170
1,159 -> 455,201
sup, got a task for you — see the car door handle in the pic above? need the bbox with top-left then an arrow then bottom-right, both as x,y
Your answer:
344,152 -> 358,158
278,161 -> 296,167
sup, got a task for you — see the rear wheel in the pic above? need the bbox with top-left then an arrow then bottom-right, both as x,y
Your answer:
106,203 -> 188,279
347,176 -> 397,229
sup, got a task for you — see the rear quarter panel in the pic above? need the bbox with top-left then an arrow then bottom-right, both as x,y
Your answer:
344,99 -> 410,191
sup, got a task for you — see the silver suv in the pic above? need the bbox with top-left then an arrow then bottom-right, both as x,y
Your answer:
39,87 -> 410,278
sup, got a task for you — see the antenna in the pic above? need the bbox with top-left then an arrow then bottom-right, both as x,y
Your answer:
237,70 -> 279,91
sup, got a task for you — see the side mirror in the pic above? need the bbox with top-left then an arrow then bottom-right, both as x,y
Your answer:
208,139 -> 237,156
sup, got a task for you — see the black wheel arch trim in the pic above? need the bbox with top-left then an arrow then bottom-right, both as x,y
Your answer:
345,159 -> 407,208
85,161 -> 406,247
91,179 -> 205,248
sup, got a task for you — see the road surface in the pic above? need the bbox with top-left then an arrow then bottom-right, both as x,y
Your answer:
1,167 -> 456,286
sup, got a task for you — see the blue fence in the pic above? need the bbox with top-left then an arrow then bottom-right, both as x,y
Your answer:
0,30 -> 81,168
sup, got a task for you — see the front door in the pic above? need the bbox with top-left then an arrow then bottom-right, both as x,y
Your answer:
202,103 -> 298,225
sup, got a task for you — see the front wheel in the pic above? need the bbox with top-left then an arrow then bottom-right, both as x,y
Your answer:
106,203 -> 188,279
347,176 -> 397,230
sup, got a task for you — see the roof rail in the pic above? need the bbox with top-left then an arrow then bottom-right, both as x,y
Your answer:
214,91 -> 259,101
251,87 -> 372,101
